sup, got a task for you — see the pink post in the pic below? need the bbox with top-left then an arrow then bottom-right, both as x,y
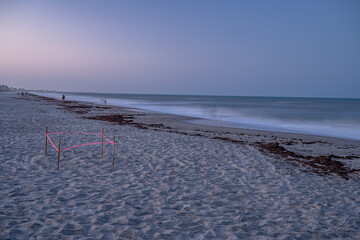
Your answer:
112,136 -> 115,166
57,139 -> 61,170
45,126 -> 48,155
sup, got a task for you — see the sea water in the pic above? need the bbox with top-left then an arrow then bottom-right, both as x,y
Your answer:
32,91 -> 360,140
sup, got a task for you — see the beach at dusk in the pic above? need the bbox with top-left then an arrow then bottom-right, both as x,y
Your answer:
0,92 -> 359,239
1,0 -> 360,239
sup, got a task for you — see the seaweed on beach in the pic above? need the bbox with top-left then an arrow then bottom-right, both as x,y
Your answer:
85,114 -> 148,129
212,136 -> 245,144
258,142 -> 360,179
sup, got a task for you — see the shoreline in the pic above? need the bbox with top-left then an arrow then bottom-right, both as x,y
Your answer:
28,92 -> 360,179
29,91 -> 360,143
30,91 -> 360,142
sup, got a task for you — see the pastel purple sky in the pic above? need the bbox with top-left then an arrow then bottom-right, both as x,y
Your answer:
1,0 -> 359,97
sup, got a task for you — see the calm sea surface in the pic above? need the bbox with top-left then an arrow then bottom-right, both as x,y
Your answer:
33,91 -> 360,140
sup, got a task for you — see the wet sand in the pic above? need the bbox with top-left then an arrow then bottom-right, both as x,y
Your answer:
1,92 -> 359,239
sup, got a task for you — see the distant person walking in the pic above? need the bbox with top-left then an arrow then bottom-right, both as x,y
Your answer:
62,94 -> 65,102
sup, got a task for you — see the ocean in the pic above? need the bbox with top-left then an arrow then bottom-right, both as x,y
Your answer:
32,91 -> 360,140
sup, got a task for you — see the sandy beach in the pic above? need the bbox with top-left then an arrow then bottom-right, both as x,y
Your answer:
1,91 -> 360,239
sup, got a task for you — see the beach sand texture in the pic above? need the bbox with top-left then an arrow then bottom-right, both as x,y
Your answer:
1,92 -> 360,239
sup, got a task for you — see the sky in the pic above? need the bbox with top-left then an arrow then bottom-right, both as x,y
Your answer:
0,0 -> 359,98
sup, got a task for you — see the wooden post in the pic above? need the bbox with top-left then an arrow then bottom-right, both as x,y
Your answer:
112,136 -> 115,166
57,139 -> 61,170
101,127 -> 104,156
45,126 -> 48,155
